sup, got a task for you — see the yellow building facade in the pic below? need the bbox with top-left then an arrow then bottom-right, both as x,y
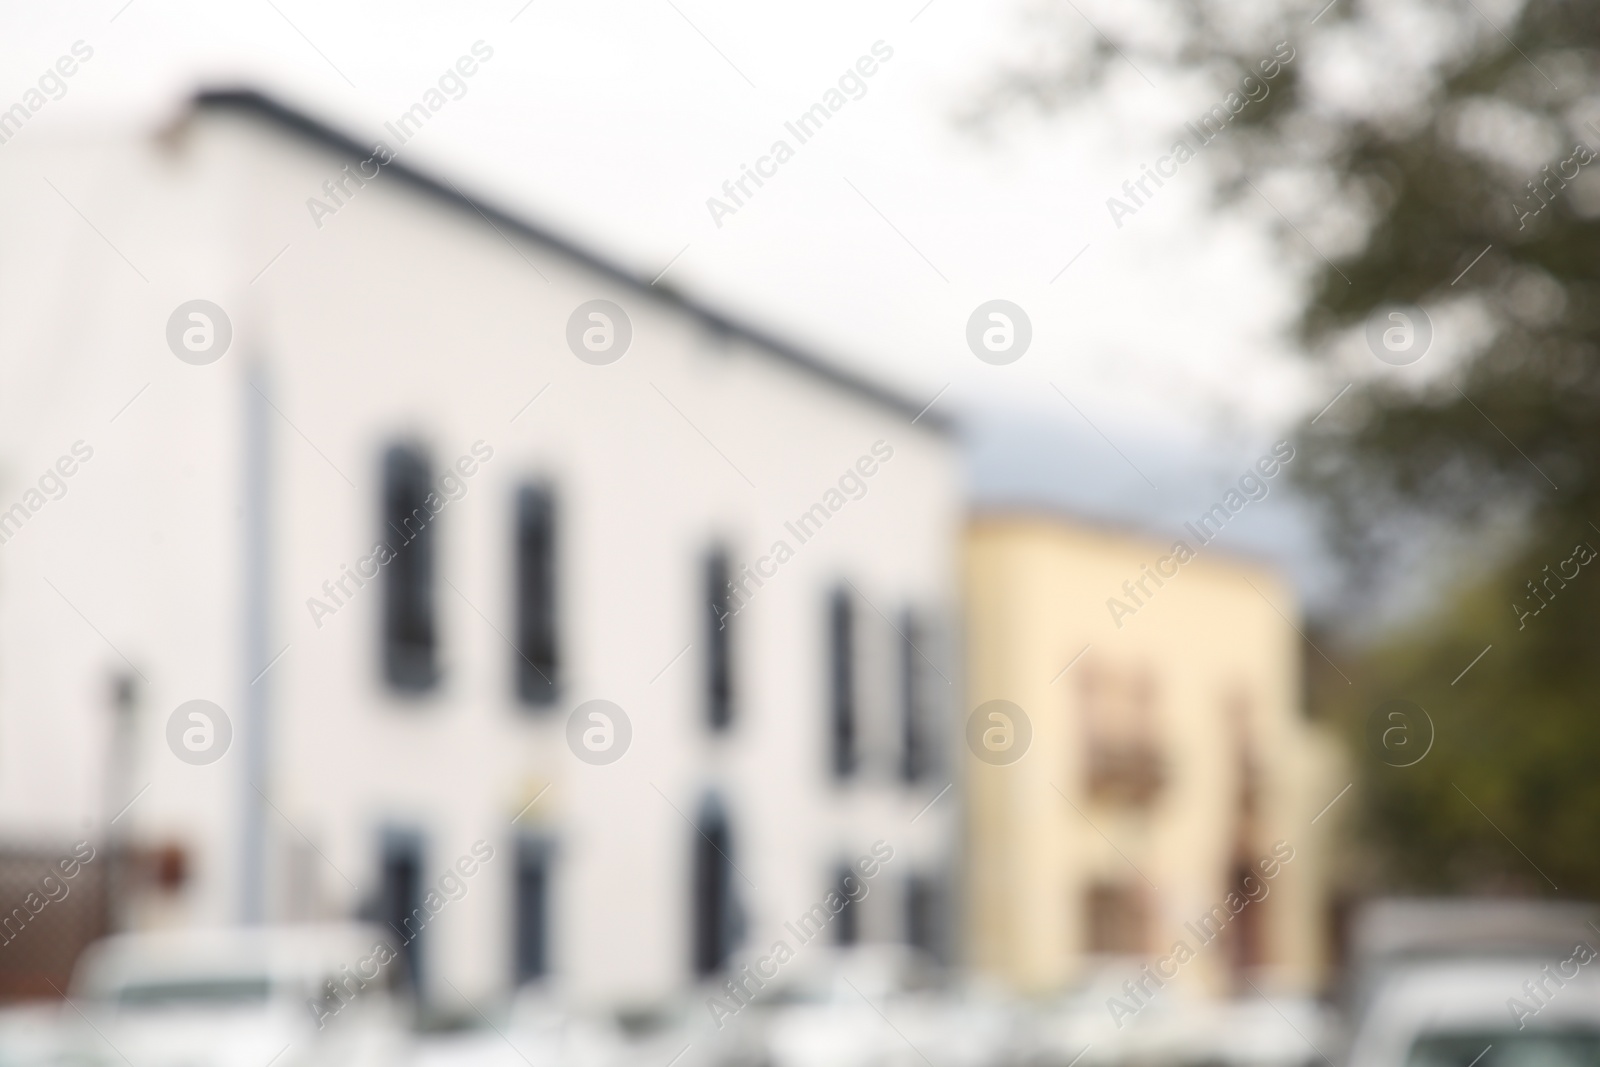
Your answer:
965,513 -> 1340,1001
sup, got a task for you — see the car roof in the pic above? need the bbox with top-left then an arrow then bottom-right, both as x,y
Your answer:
72,924 -> 393,994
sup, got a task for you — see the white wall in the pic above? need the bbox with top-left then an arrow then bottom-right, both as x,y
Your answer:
0,99 -> 961,1007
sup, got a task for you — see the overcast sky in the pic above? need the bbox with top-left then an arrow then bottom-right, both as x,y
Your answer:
4,0 -> 1372,603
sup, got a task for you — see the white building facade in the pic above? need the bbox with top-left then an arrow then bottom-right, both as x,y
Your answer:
0,89 -> 961,1008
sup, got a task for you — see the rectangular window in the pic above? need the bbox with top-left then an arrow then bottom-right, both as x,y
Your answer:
906,873 -> 940,959
1080,664 -> 1165,806
900,609 -> 928,783
382,446 -> 438,692
706,550 -> 733,730
377,832 -> 424,990
514,486 -> 558,705
1085,881 -> 1147,955
1224,858 -> 1267,978
829,588 -> 855,778
834,864 -> 859,946
514,838 -> 551,984
693,802 -> 735,976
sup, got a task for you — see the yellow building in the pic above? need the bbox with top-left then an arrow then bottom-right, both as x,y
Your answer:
965,512 -> 1341,1001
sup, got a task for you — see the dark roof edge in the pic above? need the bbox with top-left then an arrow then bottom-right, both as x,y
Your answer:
191,88 -> 952,435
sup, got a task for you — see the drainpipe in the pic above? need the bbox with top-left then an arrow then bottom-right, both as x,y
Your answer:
241,360 -> 270,924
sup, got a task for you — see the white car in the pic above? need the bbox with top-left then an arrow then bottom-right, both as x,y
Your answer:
747,946 -> 1022,1067
1017,975 -> 1333,1067
414,985 -> 767,1067
1346,957 -> 1600,1067
62,925 -> 411,1067
0,1001 -> 77,1067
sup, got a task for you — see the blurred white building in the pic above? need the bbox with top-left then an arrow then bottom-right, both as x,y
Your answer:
0,88 -> 960,1008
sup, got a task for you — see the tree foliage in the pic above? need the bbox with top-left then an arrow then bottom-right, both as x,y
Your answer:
990,0 -> 1600,895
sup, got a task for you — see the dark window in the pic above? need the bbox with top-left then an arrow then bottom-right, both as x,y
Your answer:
1080,665 -> 1166,807
377,832 -> 424,990
906,873 -> 939,959
692,799 -> 739,976
829,588 -> 855,778
1224,858 -> 1267,980
900,609 -> 928,783
514,838 -> 551,984
706,549 -> 733,730
514,487 -> 558,705
382,446 -> 438,691
1085,881 -> 1147,955
834,864 -> 859,946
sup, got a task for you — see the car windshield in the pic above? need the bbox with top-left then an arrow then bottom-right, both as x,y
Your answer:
116,977 -> 274,1009
1406,1030 -> 1600,1066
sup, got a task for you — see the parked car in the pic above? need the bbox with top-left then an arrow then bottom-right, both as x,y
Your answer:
413,982 -> 767,1067
1017,974 -> 1333,1067
62,925 -> 411,1067
1345,957 -> 1600,1067
0,1002 -> 73,1067
738,946 -> 1022,1067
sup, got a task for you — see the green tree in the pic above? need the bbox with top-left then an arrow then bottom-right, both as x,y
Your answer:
990,0 -> 1600,894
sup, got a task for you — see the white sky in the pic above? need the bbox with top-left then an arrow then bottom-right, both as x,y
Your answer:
3,0 -> 1354,597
